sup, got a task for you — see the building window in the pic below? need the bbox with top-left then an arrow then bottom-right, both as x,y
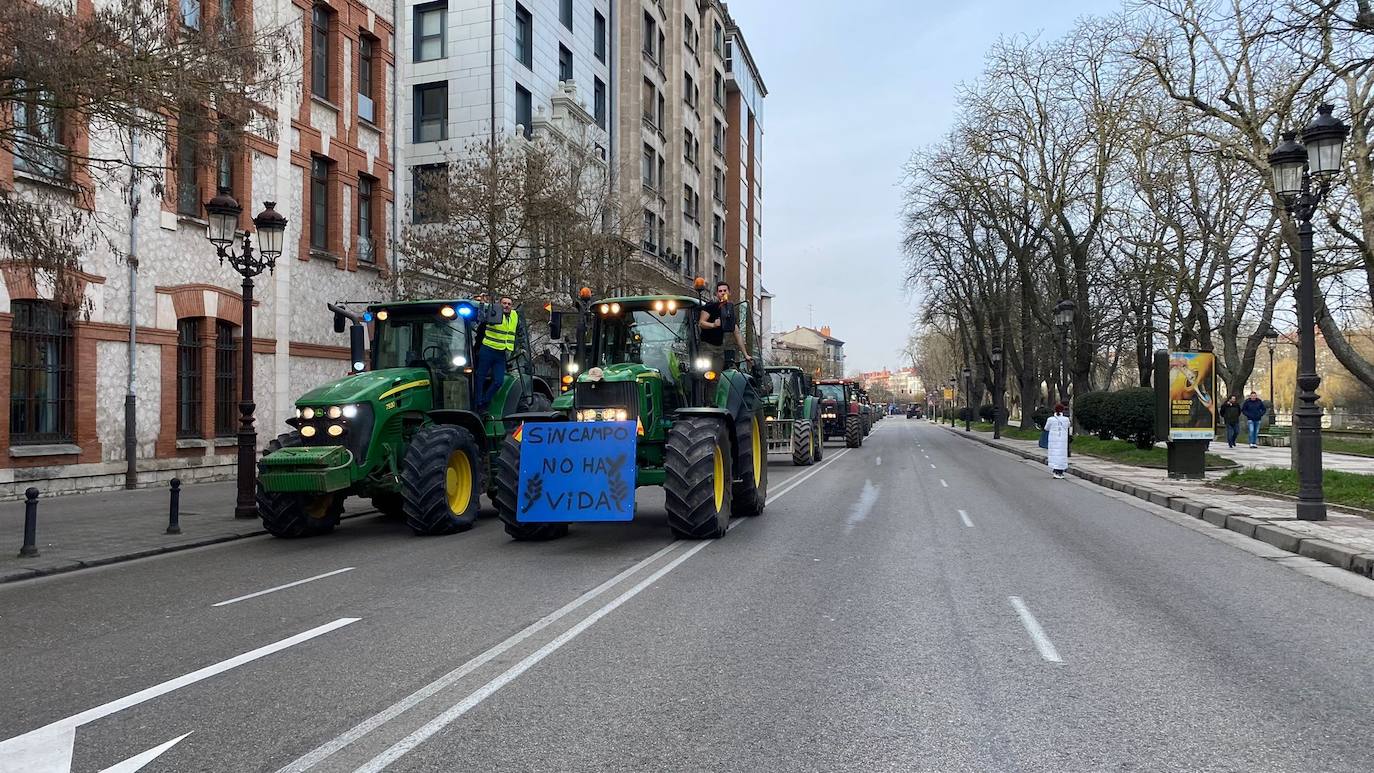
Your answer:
594,77 -> 606,128
412,163 -> 447,223
594,11 -> 606,61
684,72 -> 696,108
725,38 -> 733,71
559,44 -> 573,82
713,165 -> 724,202
180,0 -> 201,29
657,91 -> 665,128
176,319 -> 203,438
310,157 -> 330,250
515,84 -> 532,138
683,128 -> 693,164
641,143 -> 655,188
642,209 -> 656,252
560,0 -> 572,30
176,111 -> 202,216
683,184 -> 694,220
684,15 -> 695,50
642,11 -> 656,59
515,4 -> 532,69
215,134 -> 234,195
359,35 -> 376,123
13,83 -> 69,180
712,214 -> 723,247
311,5 -> 332,98
714,70 -> 724,106
415,1 -> 446,61
357,176 -> 375,263
414,82 -> 447,142
713,20 -> 723,55
214,321 -> 238,437
641,78 -> 655,125
9,300 -> 74,445
713,118 -> 724,153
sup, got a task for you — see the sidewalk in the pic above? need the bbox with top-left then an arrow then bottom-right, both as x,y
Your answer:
942,426 -> 1374,580
0,481 -> 374,583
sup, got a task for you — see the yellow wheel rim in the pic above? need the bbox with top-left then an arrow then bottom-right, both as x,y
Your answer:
712,444 -> 725,512
751,418 -> 762,485
305,495 -> 333,521
445,450 -> 473,514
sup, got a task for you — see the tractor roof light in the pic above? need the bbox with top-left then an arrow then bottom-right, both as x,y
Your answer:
567,362 -> 580,374
457,304 -> 474,318
579,286 -> 593,300
353,361 -> 365,372
610,302 -> 621,314
440,306 -> 456,318
562,374 -> 574,385
599,303 -> 610,315
451,355 -> 468,367
705,370 -> 718,381
376,310 -> 389,321
693,276 -> 707,290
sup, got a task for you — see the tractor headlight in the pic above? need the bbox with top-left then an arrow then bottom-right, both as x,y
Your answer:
327,424 -> 344,437
342,404 -> 359,419
694,357 -> 711,371
301,407 -> 316,420
567,362 -> 580,374
327,405 -> 343,419
613,408 -> 628,421
451,355 -> 468,367
300,425 -> 317,438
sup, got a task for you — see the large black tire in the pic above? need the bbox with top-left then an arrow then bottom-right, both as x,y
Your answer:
664,417 -> 733,539
529,392 -> 553,412
862,416 -> 871,436
812,414 -> 824,461
256,431 -> 343,538
732,415 -> 768,516
401,425 -> 482,535
493,433 -> 570,541
845,415 -> 863,448
791,419 -> 815,466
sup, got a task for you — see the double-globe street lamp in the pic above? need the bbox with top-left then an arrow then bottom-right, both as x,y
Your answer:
991,345 -> 1004,439
1053,299 -> 1075,406
948,375 -> 958,427
1264,326 -> 1280,422
1266,103 -> 1349,522
203,189 -> 288,519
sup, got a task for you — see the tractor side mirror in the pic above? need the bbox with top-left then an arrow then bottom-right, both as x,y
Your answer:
549,311 -> 563,341
332,310 -> 346,334
349,325 -> 366,372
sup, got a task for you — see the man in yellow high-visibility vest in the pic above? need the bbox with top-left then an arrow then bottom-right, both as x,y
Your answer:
475,295 -> 519,413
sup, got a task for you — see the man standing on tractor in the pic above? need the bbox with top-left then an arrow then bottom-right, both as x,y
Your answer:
475,295 -> 519,414
698,280 -> 752,370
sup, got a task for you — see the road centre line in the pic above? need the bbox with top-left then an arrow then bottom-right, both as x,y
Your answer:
0,619 -> 359,768
1008,596 -> 1062,663
940,479 -> 948,488
958,509 -> 974,528
286,447 -> 848,772
213,568 -> 355,607
930,463 -> 936,468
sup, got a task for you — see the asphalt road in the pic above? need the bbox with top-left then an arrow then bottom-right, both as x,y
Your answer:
2,419 -> 1373,772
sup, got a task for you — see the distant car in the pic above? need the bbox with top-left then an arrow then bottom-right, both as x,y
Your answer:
906,403 -> 923,419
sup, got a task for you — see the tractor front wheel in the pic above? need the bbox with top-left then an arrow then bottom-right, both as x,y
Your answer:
494,433 -> 570,541
791,419 -> 815,466
732,415 -> 768,517
812,415 -> 824,461
845,416 -> 863,448
664,417 -> 733,539
256,431 -> 343,538
401,425 -> 482,535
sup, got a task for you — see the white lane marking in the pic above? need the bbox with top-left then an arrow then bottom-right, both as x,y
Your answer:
844,480 -> 881,534
940,479 -> 948,488
352,541 -> 713,772
283,449 -> 847,773
875,456 -> 882,466
958,509 -> 974,528
929,463 -> 936,468
1008,596 -> 1062,663
213,567 -> 355,607
0,619 -> 359,772
98,732 -> 193,773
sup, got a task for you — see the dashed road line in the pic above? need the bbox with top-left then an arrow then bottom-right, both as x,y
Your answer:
1009,596 -> 1062,663
212,567 -> 355,607
958,509 -> 974,528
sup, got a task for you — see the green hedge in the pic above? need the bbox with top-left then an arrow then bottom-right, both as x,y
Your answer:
978,403 -> 996,422
1104,387 -> 1156,449
1075,391 -> 1113,439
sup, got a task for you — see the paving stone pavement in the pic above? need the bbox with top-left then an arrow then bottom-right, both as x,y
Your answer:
940,424 -> 1374,579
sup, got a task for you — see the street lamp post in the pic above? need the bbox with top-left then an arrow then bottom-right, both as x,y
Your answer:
962,366 -> 972,432
1266,103 -> 1349,522
991,345 -> 1004,439
948,376 -> 957,427
203,189 -> 287,519
1265,327 -> 1279,423
1053,299 -> 1075,405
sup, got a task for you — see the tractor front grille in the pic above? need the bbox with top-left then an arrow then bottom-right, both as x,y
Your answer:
574,381 -> 639,419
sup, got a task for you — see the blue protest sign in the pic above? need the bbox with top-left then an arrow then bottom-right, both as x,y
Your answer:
516,421 -> 637,522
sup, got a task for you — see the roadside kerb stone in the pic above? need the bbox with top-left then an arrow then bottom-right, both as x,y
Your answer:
942,426 -> 1374,580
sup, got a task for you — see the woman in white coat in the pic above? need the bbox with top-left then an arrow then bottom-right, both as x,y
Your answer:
1046,402 -> 1071,479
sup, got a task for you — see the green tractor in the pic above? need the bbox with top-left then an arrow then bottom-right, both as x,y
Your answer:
762,365 -> 823,466
492,292 -> 769,541
255,299 -> 554,537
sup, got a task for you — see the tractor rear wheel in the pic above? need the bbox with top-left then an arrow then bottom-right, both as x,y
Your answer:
664,417 -> 732,539
732,415 -> 768,516
791,419 -> 815,466
845,416 -> 863,448
812,415 -> 824,461
401,425 -> 481,535
494,433 -> 570,541
256,431 -> 343,538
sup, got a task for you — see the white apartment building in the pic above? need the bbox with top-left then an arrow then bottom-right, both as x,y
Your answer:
396,0 -> 613,222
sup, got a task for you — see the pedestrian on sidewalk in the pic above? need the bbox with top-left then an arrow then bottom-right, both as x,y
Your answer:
1046,402 -> 1071,479
1220,394 -> 1242,448
1241,391 -> 1267,448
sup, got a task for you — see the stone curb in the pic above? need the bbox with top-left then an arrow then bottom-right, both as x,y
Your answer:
0,508 -> 379,585
942,426 -> 1374,580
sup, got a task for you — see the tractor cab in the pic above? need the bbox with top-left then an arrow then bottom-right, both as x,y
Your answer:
584,296 -> 704,414
368,300 -> 479,412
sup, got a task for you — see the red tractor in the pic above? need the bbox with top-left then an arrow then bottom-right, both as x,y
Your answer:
816,378 -> 864,448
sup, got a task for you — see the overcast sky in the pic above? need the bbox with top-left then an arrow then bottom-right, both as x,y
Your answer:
733,0 -> 1114,373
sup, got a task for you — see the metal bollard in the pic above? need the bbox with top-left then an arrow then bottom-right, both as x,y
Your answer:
166,478 -> 182,535
19,487 -> 39,558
